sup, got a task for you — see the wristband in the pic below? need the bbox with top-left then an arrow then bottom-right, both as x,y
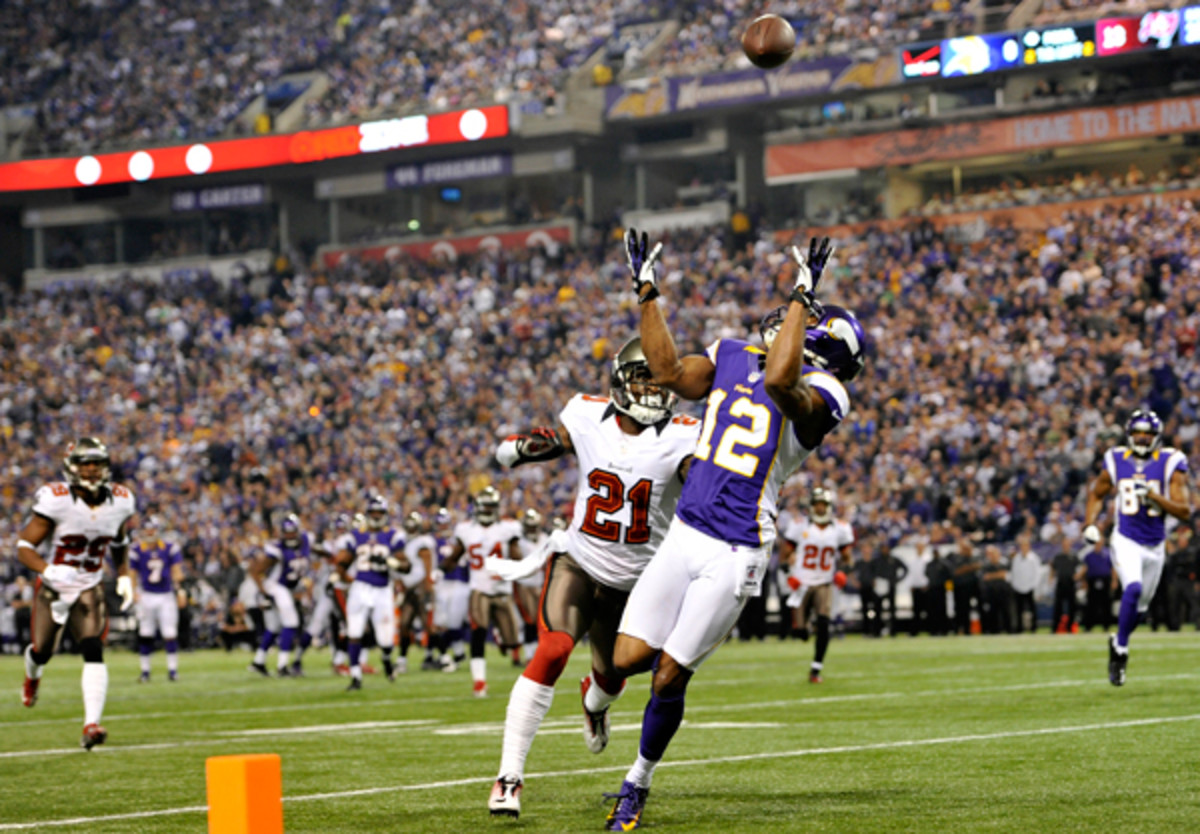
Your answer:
17,539 -> 37,552
637,284 -> 660,304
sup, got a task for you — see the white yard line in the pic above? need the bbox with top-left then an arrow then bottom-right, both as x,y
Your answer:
2,712 -> 1198,830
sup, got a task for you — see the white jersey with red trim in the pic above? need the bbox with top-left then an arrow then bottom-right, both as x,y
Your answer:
455,518 -> 521,596
31,481 -> 137,590
560,393 -> 701,592
783,516 -> 854,586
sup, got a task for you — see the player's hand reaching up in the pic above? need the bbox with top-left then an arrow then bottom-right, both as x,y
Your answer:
625,228 -> 663,304
787,236 -> 834,315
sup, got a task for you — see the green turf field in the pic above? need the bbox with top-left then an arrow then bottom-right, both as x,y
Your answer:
2,632 -> 1199,832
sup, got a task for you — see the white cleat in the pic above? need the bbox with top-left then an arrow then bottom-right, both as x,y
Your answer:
488,774 -> 523,818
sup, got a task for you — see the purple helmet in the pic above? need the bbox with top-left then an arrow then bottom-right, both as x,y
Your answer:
804,304 -> 865,382
280,513 -> 302,546
1125,408 -> 1163,457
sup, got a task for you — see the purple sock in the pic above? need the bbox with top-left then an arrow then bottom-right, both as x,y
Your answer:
138,642 -> 152,657
279,627 -> 296,652
164,639 -> 178,654
348,642 -> 362,667
1116,582 -> 1141,648
259,630 -> 277,652
300,632 -> 312,650
639,690 -> 686,762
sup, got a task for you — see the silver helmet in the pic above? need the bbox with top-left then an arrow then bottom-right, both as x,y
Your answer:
610,337 -> 677,425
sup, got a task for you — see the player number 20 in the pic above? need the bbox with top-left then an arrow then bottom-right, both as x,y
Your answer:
694,389 -> 772,477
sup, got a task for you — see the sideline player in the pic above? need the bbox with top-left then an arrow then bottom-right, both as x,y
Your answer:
487,336 -> 699,819
130,517 -> 185,682
602,230 -> 860,829
249,513 -> 310,677
17,438 -> 136,749
780,487 -> 853,683
443,487 -> 521,698
1083,408 -> 1191,685
341,496 -> 404,689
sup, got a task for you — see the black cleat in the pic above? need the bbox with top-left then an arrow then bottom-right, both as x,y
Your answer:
346,677 -> 363,692
249,662 -> 270,677
1108,634 -> 1127,686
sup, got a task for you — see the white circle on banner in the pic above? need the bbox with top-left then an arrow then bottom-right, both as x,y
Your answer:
459,109 -> 487,141
186,144 -> 213,174
75,156 -> 102,185
128,151 -> 154,181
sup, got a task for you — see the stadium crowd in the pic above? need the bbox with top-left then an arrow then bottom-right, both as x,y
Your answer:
2,195 -> 1199,647
4,0 -> 981,154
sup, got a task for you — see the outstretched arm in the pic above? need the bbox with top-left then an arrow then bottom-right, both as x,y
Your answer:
624,228 -> 714,400
496,423 -> 574,468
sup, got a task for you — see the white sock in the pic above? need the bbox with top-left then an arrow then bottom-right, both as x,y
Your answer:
584,672 -> 625,714
140,655 -> 151,674
625,754 -> 658,790
811,661 -> 823,671
24,645 -> 43,680
277,651 -> 290,670
167,653 -> 178,674
452,640 -> 465,657
82,663 -> 108,725
498,676 -> 555,778
253,648 -> 267,666
470,657 -> 487,683
333,649 -> 348,666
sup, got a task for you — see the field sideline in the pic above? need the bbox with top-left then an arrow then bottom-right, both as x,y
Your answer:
1,632 -> 1198,832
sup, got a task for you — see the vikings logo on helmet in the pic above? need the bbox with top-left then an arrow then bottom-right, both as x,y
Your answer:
475,486 -> 501,525
758,304 -> 866,383
280,513 -> 302,546
610,336 -> 677,425
404,510 -> 424,535
332,512 -> 352,533
1125,408 -> 1163,457
433,507 -> 454,536
365,495 -> 389,530
64,437 -> 111,494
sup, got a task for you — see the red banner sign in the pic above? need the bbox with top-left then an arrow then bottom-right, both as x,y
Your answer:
321,224 -> 574,267
0,106 -> 509,193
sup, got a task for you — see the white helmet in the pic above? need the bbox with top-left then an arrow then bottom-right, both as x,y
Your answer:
810,486 -> 834,524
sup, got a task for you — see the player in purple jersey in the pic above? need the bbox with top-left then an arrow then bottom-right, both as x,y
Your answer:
430,507 -> 469,671
130,517 -> 185,682
1083,409 -> 1191,685
600,230 -> 862,830
249,513 -> 312,677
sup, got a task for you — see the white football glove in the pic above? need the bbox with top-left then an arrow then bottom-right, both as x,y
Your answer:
116,574 -> 135,612
41,563 -> 76,590
386,556 -> 411,572
1083,524 -> 1102,545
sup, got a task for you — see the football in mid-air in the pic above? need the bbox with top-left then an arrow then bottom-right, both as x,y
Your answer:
741,14 -> 795,70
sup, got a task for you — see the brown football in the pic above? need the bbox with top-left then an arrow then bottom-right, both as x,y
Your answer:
741,14 -> 795,70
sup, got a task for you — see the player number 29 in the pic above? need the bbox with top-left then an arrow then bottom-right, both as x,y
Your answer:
694,389 -> 772,478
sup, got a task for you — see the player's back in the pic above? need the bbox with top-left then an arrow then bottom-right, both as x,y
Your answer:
560,393 -> 700,591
